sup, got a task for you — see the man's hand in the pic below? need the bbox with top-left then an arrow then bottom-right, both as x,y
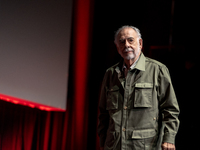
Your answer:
162,142 -> 175,150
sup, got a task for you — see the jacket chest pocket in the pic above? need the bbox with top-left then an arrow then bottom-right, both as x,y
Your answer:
106,86 -> 119,110
134,83 -> 153,108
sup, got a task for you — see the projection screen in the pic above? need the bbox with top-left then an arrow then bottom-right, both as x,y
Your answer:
0,0 -> 72,111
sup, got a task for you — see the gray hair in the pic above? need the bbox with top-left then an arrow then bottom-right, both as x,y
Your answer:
114,25 -> 142,44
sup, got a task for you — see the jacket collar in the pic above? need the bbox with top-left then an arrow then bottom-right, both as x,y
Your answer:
134,53 -> 146,71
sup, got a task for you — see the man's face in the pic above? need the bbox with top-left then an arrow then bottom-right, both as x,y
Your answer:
115,28 -> 142,60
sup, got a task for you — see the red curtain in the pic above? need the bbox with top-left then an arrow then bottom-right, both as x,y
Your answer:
0,0 -> 95,149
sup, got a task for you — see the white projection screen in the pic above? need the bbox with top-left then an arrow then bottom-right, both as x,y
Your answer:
0,0 -> 72,111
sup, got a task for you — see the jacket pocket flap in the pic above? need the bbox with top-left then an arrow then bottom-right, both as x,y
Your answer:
107,85 -> 119,92
106,85 -> 119,110
135,83 -> 153,88
131,129 -> 156,139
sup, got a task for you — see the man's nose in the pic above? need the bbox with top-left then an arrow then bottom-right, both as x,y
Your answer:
125,40 -> 130,48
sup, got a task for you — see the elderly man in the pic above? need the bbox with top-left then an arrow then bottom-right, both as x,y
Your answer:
98,26 -> 180,150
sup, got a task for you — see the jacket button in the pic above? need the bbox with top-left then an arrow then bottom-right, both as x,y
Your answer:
122,128 -> 126,131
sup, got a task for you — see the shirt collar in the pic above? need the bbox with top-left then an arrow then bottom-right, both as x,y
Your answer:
122,56 -> 139,71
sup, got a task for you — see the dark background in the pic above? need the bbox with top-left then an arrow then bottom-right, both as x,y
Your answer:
88,0 -> 199,149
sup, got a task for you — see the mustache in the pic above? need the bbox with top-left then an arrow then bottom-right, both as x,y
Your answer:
123,48 -> 134,52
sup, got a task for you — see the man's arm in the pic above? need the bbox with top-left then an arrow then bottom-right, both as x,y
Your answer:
97,72 -> 109,148
158,66 -> 180,147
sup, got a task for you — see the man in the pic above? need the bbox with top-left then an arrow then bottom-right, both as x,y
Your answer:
98,26 -> 180,150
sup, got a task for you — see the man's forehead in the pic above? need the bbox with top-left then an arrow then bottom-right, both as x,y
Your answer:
118,28 -> 137,38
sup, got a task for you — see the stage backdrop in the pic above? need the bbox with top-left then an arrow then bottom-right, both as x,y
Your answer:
0,0 -> 95,149
0,0 -> 73,111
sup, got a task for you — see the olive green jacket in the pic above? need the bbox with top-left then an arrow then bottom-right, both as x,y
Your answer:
98,53 -> 180,150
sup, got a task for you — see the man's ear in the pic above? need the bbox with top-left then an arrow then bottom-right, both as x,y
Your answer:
139,38 -> 143,49
115,42 -> 120,53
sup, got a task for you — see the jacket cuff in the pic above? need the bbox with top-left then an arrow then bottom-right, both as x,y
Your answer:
162,132 -> 176,144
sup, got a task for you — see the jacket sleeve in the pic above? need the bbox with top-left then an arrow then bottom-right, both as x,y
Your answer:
97,72 -> 109,147
157,65 -> 180,144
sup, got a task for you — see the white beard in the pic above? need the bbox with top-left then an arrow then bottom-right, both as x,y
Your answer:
122,47 -> 140,60
124,52 -> 135,60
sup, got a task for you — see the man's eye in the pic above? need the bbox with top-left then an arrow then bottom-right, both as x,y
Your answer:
129,39 -> 134,42
119,40 -> 125,43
